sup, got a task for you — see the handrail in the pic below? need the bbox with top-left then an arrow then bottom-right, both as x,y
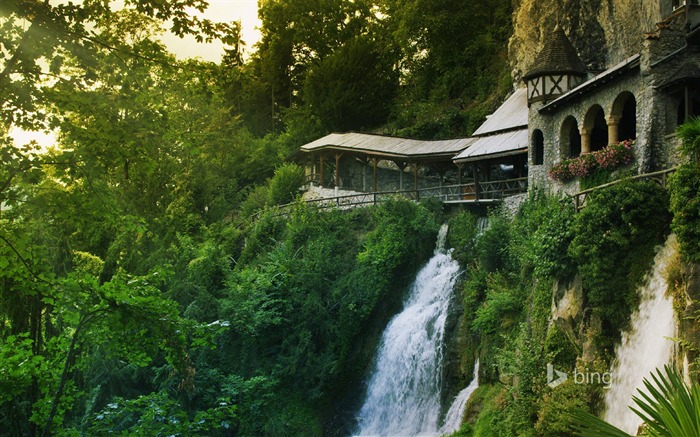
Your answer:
571,166 -> 678,211
269,178 -> 528,214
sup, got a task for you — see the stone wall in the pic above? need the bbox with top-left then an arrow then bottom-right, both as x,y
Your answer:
527,24 -> 689,195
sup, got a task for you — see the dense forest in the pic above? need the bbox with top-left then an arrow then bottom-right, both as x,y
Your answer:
0,0 -> 513,435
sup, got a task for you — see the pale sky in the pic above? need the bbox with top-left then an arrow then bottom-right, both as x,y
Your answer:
11,0 -> 261,147
161,0 -> 262,62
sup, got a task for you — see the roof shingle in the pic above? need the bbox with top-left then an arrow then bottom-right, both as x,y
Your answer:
523,27 -> 588,80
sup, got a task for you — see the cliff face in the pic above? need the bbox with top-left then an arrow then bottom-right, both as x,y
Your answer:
509,0 -> 673,81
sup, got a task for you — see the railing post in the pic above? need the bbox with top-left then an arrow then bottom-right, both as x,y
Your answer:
373,193 -> 377,206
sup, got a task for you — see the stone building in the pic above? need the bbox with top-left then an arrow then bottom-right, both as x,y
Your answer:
297,2 -> 700,204
525,3 -> 700,194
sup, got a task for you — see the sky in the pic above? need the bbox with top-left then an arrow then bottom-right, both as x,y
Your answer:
10,0 -> 261,147
161,0 -> 262,62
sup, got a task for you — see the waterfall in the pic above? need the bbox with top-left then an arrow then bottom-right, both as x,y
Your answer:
476,216 -> 490,235
602,235 -> 678,434
354,224 -> 461,436
438,360 -> 480,435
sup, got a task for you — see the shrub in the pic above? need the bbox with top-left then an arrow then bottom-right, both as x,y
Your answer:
669,164 -> 700,262
447,211 -> 480,266
267,162 -> 306,206
239,184 -> 270,218
512,192 -> 576,279
568,180 -> 670,338
475,212 -> 510,272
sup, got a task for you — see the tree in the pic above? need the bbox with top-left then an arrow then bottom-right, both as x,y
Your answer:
0,0 -> 238,131
304,37 -> 399,131
239,0 -> 382,135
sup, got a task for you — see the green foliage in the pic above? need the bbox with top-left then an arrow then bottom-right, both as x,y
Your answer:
535,380 -> 592,437
569,180 -> 670,338
213,199 -> 438,433
544,326 -> 579,369
384,0 -> 513,138
669,164 -> 700,262
676,116 -> 700,158
304,36 -> 399,131
511,192 -> 576,279
472,273 -> 522,336
447,211 -> 480,266
453,384 -> 503,437
474,212 -> 510,272
267,162 -> 306,206
86,391 -> 236,436
0,0 -> 568,434
450,186 -> 673,436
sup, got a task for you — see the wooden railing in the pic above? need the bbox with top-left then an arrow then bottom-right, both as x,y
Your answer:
263,177 -> 529,217
571,167 -> 678,211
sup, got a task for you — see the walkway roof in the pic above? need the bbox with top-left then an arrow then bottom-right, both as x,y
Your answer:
453,129 -> 529,163
299,132 -> 475,161
299,88 -> 530,165
453,88 -> 529,163
472,88 -> 528,136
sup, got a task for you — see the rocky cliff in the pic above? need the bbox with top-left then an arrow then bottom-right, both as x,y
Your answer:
509,0 -> 674,81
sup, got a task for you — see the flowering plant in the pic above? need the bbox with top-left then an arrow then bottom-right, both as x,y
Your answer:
548,140 -> 635,182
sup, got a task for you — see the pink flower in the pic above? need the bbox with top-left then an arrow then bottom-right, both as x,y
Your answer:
548,140 -> 635,182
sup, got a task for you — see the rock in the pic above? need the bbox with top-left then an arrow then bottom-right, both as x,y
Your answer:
510,0 -> 671,82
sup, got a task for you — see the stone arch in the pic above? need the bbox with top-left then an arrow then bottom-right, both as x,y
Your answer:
583,104 -> 608,152
532,129 -> 544,165
560,116 -> 581,159
610,92 -> 637,142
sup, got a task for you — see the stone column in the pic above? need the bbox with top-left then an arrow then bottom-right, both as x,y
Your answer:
580,127 -> 591,154
607,115 -> 621,145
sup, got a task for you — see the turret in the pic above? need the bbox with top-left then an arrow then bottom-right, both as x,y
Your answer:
523,27 -> 588,106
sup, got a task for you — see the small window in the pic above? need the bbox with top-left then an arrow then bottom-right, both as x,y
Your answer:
532,129 -> 544,165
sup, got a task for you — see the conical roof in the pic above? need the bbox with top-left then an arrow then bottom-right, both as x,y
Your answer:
523,27 -> 588,80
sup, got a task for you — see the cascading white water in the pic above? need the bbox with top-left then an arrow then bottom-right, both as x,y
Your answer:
438,360 -> 480,435
354,224 -> 461,436
603,235 -> 678,434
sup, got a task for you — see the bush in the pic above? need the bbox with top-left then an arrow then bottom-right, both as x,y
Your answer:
447,211 -> 480,266
475,212 -> 510,272
511,192 -> 576,279
239,184 -> 270,218
568,180 -> 670,338
267,162 -> 305,206
669,164 -> 700,262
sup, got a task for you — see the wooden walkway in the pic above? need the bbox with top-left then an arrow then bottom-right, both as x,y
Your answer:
270,177 -> 528,216
572,167 -> 678,211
